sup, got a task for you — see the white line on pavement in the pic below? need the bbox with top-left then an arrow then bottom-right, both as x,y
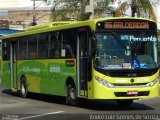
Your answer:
19,111 -> 65,120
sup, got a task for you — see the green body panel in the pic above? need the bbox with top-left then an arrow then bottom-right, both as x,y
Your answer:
3,59 -> 77,96
2,62 -> 10,89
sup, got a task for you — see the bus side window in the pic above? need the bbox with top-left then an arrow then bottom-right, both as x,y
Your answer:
49,32 -> 58,58
62,29 -> 76,58
55,32 -> 61,58
19,49 -> 26,59
28,35 -> 37,59
19,37 -> 27,60
3,41 -> 10,61
30,52 -> 36,59
38,33 -> 49,59
55,49 -> 60,58
65,44 -> 73,58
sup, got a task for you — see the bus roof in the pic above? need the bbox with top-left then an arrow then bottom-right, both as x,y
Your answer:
93,16 -> 156,23
2,17 -> 156,39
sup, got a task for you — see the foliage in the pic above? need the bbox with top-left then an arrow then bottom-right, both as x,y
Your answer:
114,0 -> 156,21
50,0 -> 113,21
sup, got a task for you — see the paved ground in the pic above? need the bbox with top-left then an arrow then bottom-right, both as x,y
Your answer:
0,86 -> 160,120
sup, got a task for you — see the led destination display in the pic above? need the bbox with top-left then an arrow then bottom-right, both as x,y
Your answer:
96,19 -> 156,31
105,21 -> 149,29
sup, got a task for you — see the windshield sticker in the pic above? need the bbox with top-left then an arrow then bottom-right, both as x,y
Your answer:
130,36 -> 156,42
101,59 -> 124,66
104,35 -> 107,39
140,63 -> 147,68
121,35 -> 129,40
123,63 -> 131,69
104,65 -> 123,69
132,59 -> 140,68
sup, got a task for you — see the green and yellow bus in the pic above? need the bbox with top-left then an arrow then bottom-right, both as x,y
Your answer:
0,37 -> 1,81
1,17 -> 159,106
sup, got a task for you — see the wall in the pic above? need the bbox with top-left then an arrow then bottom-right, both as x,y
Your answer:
0,8 -> 51,30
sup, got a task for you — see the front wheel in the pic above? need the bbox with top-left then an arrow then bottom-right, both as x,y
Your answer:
66,84 -> 78,106
20,76 -> 28,98
116,100 -> 133,107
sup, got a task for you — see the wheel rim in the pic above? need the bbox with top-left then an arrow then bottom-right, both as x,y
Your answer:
70,88 -> 76,100
21,83 -> 26,95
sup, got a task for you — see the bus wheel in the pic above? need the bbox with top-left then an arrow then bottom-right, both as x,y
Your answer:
116,100 -> 133,107
20,76 -> 28,98
66,84 -> 77,106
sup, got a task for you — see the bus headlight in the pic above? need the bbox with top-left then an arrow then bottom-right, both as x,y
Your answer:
146,78 -> 159,87
95,76 -> 114,88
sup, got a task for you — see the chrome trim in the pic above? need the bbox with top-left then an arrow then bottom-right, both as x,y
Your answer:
10,43 -> 13,88
77,35 -> 80,97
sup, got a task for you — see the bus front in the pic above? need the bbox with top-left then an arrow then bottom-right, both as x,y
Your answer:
90,18 -> 159,105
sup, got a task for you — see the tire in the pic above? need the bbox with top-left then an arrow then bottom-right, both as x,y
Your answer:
20,76 -> 28,98
116,100 -> 133,107
66,83 -> 78,106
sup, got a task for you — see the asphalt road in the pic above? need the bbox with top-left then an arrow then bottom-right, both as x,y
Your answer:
0,86 -> 160,120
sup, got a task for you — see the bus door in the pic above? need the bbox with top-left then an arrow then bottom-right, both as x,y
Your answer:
77,28 -> 91,97
10,41 -> 18,90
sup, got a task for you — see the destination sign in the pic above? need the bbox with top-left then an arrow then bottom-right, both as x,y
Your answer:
96,19 -> 156,31
105,21 -> 149,29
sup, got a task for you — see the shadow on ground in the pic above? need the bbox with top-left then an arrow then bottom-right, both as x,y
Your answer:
2,89 -> 154,111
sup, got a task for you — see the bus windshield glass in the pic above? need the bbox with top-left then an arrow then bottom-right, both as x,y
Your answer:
94,32 -> 158,70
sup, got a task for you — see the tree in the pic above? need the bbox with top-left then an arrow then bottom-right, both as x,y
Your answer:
49,0 -> 113,21
114,0 -> 157,21
94,0 -> 114,18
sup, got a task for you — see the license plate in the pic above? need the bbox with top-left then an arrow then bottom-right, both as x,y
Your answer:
127,90 -> 138,95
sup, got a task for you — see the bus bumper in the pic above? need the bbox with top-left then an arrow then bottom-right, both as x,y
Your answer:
88,81 -> 159,100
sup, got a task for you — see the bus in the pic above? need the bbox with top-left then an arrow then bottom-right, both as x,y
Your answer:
158,28 -> 160,62
1,17 -> 159,106
0,37 -> 1,81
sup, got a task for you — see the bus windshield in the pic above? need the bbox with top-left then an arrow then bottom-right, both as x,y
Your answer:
94,32 -> 158,70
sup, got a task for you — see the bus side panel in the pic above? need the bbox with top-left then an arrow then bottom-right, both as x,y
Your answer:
17,60 -> 41,93
16,59 -> 77,97
46,59 -> 77,96
1,61 -> 11,89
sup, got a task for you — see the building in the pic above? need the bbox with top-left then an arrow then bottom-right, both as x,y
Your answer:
0,0 -> 51,30
0,7 -> 51,30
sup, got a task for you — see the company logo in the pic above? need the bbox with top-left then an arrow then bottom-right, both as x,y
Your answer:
130,79 -> 134,83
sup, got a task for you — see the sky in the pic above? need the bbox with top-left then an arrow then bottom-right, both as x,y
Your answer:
18,0 -> 48,8
0,0 -> 47,8
19,0 -> 36,7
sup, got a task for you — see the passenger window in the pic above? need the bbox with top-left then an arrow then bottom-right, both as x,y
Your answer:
19,37 -> 27,60
28,35 -> 37,59
62,29 -> 77,58
2,41 -> 10,61
38,33 -> 49,59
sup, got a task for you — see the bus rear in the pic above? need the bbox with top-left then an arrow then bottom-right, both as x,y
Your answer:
88,18 -> 159,105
